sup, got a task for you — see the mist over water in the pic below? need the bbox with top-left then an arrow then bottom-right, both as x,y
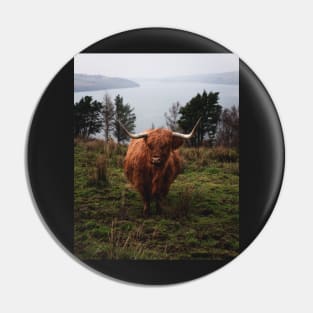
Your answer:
74,80 -> 239,133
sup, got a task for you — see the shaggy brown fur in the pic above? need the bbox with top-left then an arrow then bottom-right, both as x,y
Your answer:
124,128 -> 184,216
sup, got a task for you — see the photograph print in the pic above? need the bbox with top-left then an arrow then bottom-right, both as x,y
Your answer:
74,53 -> 239,260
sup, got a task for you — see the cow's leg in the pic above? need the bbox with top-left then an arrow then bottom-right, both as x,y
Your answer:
138,183 -> 151,217
156,179 -> 172,215
142,187 -> 151,217
143,197 -> 150,217
155,194 -> 164,214
155,195 -> 163,215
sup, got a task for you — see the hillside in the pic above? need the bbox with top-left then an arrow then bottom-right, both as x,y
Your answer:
74,73 -> 139,92
163,71 -> 239,85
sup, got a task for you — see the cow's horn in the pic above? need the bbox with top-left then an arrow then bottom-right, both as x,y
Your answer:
117,120 -> 148,139
172,117 -> 202,139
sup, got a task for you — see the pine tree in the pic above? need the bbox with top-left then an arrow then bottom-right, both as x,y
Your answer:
113,94 -> 136,143
74,96 -> 103,138
178,91 -> 222,146
202,91 -> 222,146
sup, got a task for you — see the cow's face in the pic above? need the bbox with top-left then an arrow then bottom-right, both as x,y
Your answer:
118,118 -> 201,166
145,129 -> 183,167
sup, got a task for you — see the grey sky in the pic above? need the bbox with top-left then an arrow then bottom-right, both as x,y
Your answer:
74,53 -> 238,79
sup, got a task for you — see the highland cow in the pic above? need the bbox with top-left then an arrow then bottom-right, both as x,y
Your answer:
118,118 -> 201,216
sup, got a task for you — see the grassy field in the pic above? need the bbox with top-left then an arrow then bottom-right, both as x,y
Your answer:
74,138 -> 239,260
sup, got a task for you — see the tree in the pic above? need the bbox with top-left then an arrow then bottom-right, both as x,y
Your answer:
102,93 -> 115,141
74,96 -> 103,138
113,94 -> 136,143
178,91 -> 222,146
164,101 -> 181,131
216,105 -> 239,149
203,91 -> 223,146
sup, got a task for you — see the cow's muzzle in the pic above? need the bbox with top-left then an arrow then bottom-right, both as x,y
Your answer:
151,157 -> 161,165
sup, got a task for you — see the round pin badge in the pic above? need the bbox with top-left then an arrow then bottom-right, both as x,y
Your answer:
27,28 -> 284,284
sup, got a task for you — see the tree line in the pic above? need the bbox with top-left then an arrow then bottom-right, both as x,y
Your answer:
164,91 -> 239,149
74,94 -> 136,143
74,90 -> 238,148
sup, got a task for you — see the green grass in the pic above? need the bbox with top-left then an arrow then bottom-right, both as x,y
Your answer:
74,138 -> 239,260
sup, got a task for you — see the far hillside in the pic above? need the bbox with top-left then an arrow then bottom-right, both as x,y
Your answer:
163,71 -> 239,85
75,73 -> 139,92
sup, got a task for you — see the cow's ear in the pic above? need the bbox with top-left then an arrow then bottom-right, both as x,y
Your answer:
172,137 -> 184,150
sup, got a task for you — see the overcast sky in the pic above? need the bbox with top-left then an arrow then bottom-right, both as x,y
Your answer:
74,53 -> 238,79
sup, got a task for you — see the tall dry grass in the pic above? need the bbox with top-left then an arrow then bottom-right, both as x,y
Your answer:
108,219 -> 148,259
171,185 -> 195,218
85,139 -> 105,152
209,147 -> 239,163
76,138 -> 127,186
180,146 -> 238,167
87,154 -> 109,186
